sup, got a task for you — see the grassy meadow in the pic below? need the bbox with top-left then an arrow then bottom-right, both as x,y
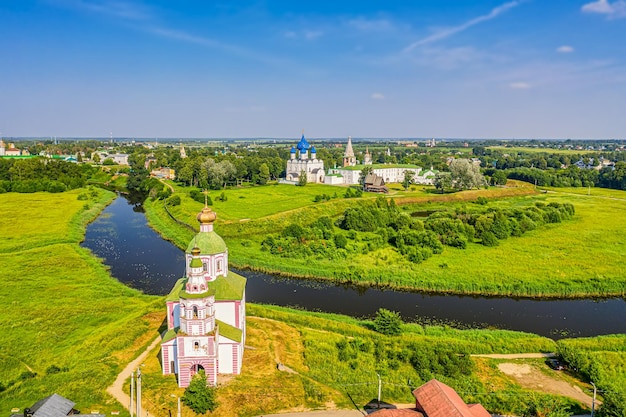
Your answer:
138,304 -> 591,417
146,182 -> 626,298
0,190 -> 162,414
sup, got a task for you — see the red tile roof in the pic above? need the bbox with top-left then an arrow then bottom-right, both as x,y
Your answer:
413,379 -> 491,417
368,409 -> 424,417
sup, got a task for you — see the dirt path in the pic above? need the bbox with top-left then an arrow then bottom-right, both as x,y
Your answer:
472,353 -> 556,359
497,363 -> 596,408
106,336 -> 162,415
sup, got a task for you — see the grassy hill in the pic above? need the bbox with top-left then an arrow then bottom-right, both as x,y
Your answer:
0,189 -> 162,414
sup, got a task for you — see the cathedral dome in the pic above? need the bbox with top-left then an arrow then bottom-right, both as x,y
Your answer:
296,134 -> 309,152
310,146 -> 316,153
290,146 -> 296,154
197,206 -> 217,224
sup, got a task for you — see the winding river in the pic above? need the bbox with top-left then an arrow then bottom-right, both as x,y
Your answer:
81,195 -> 626,339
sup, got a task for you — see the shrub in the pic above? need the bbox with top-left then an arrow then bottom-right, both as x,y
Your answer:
182,370 -> 218,413
373,308 -> 403,336
481,231 -> 499,247
167,195 -> 181,206
334,234 -> 348,249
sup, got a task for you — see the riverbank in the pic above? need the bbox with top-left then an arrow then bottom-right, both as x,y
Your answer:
0,189 -> 163,413
143,183 -> 626,299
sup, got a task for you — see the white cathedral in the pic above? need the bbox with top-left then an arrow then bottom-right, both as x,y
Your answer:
285,133 -> 325,184
161,203 -> 246,387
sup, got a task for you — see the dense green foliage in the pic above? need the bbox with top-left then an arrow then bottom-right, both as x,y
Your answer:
260,195 -> 575,266
373,308 -> 403,336
182,371 -> 218,413
0,157 -> 101,193
558,335 -> 626,417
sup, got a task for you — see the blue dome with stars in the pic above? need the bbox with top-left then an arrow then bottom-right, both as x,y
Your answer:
290,146 -> 296,154
310,146 -> 317,153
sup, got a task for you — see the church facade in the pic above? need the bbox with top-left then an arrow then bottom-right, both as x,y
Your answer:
161,204 -> 246,387
285,133 -> 325,183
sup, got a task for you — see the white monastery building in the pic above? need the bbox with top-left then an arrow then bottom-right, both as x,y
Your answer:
285,133 -> 325,183
161,203 -> 246,387
324,138 -> 438,186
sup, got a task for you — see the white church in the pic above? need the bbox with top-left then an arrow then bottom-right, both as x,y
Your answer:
285,133 -> 325,183
161,203 -> 246,387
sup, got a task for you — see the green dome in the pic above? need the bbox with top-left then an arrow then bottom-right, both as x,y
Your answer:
186,231 -> 227,255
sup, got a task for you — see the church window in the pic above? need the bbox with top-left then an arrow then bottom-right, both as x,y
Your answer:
192,306 -> 198,318
217,260 -> 223,272
203,262 -> 208,272
193,341 -> 199,351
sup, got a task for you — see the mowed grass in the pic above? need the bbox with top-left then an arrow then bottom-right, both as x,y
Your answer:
148,182 -> 626,297
0,190 -> 162,414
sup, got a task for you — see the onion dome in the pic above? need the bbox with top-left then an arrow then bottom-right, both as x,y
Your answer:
296,134 -> 310,152
191,246 -> 201,256
197,206 -> 217,224
290,146 -> 296,154
310,146 -> 317,153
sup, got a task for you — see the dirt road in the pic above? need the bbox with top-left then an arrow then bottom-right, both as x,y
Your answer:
106,336 -> 162,416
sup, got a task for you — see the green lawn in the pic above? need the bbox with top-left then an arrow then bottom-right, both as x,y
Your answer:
148,183 -> 626,298
0,189 -> 161,414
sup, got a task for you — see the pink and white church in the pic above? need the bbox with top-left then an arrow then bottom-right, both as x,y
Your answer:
161,203 -> 246,387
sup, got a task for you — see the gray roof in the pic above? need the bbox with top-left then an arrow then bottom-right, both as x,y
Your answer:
31,393 -> 75,417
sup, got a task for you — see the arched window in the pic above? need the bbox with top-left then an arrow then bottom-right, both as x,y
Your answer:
192,306 -> 198,318
203,262 -> 208,272
217,260 -> 223,272
193,341 -> 199,351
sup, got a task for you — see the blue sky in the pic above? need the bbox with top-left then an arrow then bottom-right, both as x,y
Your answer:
2,0 -> 626,139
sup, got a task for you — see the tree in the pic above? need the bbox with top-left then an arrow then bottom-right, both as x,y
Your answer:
297,170 -> 307,186
434,172 -> 452,194
373,308 -> 403,336
449,159 -> 486,190
359,166 -> 373,188
402,170 -> 415,191
92,153 -> 101,164
257,163 -> 270,185
182,370 -> 218,414
491,170 -> 508,186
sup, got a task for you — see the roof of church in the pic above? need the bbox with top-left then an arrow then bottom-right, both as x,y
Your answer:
310,146 -> 316,153
296,134 -> 309,151
217,319 -> 243,342
167,271 -> 246,302
290,146 -> 296,153
344,136 -> 355,158
186,231 -> 227,255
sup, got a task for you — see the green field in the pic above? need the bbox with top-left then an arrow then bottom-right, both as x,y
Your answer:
0,190 -> 162,413
138,304 -> 594,417
487,146 -> 599,155
147,182 -> 626,298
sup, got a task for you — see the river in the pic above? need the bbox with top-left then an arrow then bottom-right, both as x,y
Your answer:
81,195 -> 626,339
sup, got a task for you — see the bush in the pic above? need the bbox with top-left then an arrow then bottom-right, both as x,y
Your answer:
373,308 -> 403,336
167,195 -> 181,206
334,234 -> 348,249
481,231 -> 499,247
182,370 -> 218,413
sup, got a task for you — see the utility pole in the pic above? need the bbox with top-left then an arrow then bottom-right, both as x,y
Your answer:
137,368 -> 142,417
130,371 -> 134,417
591,381 -> 596,417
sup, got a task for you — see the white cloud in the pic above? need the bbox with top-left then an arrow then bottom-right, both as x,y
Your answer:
581,0 -> 626,18
404,1 -> 521,51
371,93 -> 385,100
557,45 -> 574,53
348,18 -> 394,32
509,82 -> 531,89
304,30 -> 324,40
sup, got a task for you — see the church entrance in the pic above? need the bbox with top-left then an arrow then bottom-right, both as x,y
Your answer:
190,364 -> 204,378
